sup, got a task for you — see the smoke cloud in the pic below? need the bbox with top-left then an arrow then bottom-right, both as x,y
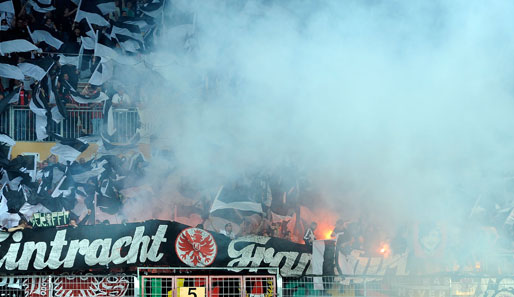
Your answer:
133,0 -> 514,243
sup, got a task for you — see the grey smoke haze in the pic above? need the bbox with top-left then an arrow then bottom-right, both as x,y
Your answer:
139,0 -> 514,229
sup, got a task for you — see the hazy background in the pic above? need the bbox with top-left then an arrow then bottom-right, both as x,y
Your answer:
131,0 -> 514,240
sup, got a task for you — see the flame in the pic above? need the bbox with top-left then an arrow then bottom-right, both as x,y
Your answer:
379,243 -> 390,257
316,225 -> 334,240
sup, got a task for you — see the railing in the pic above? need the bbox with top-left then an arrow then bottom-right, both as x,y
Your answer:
0,274 -> 513,297
282,275 -> 514,297
0,106 -> 140,142
0,274 -> 136,297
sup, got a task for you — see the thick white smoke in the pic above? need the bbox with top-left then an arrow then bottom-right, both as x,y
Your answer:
136,0 -> 514,237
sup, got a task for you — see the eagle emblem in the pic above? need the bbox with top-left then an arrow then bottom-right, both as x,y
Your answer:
175,227 -> 217,267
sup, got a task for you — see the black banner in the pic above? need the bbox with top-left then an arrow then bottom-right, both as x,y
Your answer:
0,220 -> 312,276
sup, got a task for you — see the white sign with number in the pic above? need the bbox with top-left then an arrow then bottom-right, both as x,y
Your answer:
179,287 -> 205,297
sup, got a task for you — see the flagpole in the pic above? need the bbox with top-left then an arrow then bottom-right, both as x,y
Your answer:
208,185 -> 224,214
74,0 -> 83,23
26,26 -> 34,43
77,43 -> 84,71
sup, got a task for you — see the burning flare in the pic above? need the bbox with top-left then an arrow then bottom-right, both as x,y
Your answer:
379,243 -> 391,257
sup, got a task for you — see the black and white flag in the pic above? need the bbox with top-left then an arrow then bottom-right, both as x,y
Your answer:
0,134 -> 15,160
50,135 -> 89,163
119,16 -> 155,34
117,37 -> 141,53
96,0 -> 116,15
28,26 -> 63,50
94,32 -> 138,65
140,0 -> 164,18
61,79 -> 109,103
75,0 -> 110,27
0,39 -> 38,55
57,54 -> 79,67
210,184 -> 264,214
77,18 -> 97,50
28,0 -> 55,13
0,0 -> 14,14
18,57 -> 54,81
110,21 -> 144,43
0,63 -> 24,80
89,58 -> 113,85
29,84 -> 52,141
209,183 -> 265,225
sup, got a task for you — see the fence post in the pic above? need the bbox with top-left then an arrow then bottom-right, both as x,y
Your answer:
49,275 -> 53,296
276,269 -> 282,297
364,277 -> 367,297
449,276 -> 452,297
8,106 -> 14,139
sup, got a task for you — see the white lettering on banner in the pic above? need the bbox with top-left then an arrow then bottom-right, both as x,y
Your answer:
85,239 -> 112,266
227,236 -> 311,276
0,224 -> 169,271
451,278 -> 514,297
126,226 -> 150,263
4,231 -> 23,270
338,249 -> 408,277
64,239 -> 82,268
111,236 -> 132,264
20,241 -> 47,270
147,225 -> 167,262
47,230 -> 68,269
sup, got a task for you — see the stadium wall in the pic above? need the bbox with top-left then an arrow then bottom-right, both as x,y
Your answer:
10,142 -> 151,161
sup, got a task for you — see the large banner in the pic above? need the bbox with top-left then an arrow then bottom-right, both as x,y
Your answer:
0,220 -> 312,276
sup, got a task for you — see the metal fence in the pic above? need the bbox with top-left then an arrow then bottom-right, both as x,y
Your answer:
0,274 -> 136,297
139,274 -> 276,297
0,274 -> 513,297
137,267 -> 279,297
0,106 -> 140,142
281,275 -> 514,297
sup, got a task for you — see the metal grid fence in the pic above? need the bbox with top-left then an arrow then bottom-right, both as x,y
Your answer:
281,276 -> 514,297
0,106 -> 140,142
0,274 -> 513,297
139,275 -> 276,297
0,274 -> 135,297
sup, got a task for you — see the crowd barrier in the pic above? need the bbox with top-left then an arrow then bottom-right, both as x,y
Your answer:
0,106 -> 140,142
0,273 -> 513,297
281,275 -> 514,297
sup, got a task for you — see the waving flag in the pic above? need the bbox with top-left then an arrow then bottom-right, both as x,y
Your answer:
18,57 -> 54,81
96,0 -> 116,15
0,63 -> 24,80
28,26 -> 63,50
111,22 -> 143,42
75,0 -> 110,27
140,0 -> 164,18
61,79 -> 109,103
28,0 -> 55,13
57,54 -> 80,67
0,134 -> 15,160
0,39 -> 38,55
0,0 -> 14,14
89,58 -> 113,85
50,135 -> 89,163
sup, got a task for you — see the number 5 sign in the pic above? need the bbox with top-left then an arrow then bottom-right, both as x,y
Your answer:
179,287 -> 205,297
